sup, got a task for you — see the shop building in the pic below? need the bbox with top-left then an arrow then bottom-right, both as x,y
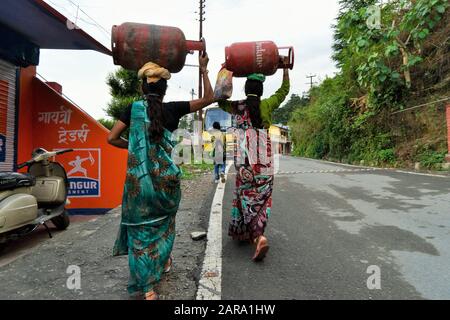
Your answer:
0,0 -> 127,214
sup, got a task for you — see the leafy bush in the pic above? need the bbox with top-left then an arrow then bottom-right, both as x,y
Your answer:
289,0 -> 449,168
419,151 -> 446,169
377,148 -> 396,164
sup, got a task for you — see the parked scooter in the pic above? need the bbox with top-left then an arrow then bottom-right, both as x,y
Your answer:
0,148 -> 73,253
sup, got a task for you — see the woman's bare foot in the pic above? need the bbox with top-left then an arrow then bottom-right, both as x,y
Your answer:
145,291 -> 159,300
252,236 -> 269,262
164,255 -> 173,274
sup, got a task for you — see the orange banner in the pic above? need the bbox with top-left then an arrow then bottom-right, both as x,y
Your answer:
19,77 -> 128,214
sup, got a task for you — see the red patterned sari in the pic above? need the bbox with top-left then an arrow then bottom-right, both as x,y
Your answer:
228,100 -> 274,242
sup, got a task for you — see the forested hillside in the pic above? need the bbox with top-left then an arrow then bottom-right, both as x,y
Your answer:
289,0 -> 450,169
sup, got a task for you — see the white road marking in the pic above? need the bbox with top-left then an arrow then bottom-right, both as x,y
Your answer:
391,169 -> 450,179
292,156 -> 450,178
293,156 -> 377,170
196,164 -> 231,300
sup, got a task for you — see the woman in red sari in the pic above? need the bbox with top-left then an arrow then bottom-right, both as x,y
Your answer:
218,67 -> 290,261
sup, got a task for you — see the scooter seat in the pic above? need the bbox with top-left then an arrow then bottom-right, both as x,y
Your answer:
0,172 -> 36,191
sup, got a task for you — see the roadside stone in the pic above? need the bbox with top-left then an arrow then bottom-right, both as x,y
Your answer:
191,231 -> 207,241
415,162 -> 421,171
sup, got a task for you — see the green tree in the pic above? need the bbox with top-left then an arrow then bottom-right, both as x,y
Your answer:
386,0 -> 449,88
98,118 -> 115,130
333,0 -> 378,68
105,68 -> 140,120
334,0 -> 449,110
272,94 -> 309,125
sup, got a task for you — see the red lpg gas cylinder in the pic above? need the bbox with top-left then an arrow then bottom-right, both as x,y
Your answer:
112,23 -> 206,72
225,41 -> 294,77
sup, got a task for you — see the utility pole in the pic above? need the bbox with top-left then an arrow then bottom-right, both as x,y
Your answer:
197,0 -> 206,122
190,88 -> 197,123
306,74 -> 317,89
190,88 -> 197,101
191,88 -> 197,123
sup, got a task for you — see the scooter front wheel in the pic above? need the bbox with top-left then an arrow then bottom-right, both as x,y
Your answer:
0,242 -> 7,255
51,210 -> 71,230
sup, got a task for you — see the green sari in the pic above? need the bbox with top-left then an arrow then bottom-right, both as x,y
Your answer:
113,100 -> 182,296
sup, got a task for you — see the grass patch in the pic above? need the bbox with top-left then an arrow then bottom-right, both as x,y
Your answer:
180,162 -> 214,180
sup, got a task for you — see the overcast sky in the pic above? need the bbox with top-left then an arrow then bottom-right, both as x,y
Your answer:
39,0 -> 340,119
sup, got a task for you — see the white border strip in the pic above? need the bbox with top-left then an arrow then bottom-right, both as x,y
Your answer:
293,156 -> 450,179
391,169 -> 450,179
196,164 -> 231,300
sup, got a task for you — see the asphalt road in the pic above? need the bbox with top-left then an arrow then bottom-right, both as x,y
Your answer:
221,156 -> 450,300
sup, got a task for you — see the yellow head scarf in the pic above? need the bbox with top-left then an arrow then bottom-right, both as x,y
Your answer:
138,62 -> 171,84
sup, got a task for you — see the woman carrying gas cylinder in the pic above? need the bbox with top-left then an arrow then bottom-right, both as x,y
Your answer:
107,53 -> 214,300
217,64 -> 290,262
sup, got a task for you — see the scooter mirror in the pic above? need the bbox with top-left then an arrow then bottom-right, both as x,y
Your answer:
33,150 -> 57,163
32,148 -> 47,158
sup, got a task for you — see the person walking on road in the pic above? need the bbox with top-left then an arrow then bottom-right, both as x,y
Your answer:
218,66 -> 290,262
107,54 -> 214,300
211,121 -> 226,184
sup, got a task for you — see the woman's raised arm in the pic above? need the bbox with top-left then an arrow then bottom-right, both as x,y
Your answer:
107,121 -> 129,149
189,53 -> 215,113
263,68 -> 290,113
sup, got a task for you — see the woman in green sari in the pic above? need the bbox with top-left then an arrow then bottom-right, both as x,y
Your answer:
108,54 -> 213,300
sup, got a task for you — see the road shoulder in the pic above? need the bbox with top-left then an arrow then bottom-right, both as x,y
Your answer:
0,173 -> 215,300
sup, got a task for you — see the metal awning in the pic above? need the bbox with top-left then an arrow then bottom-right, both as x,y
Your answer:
0,0 -> 111,55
